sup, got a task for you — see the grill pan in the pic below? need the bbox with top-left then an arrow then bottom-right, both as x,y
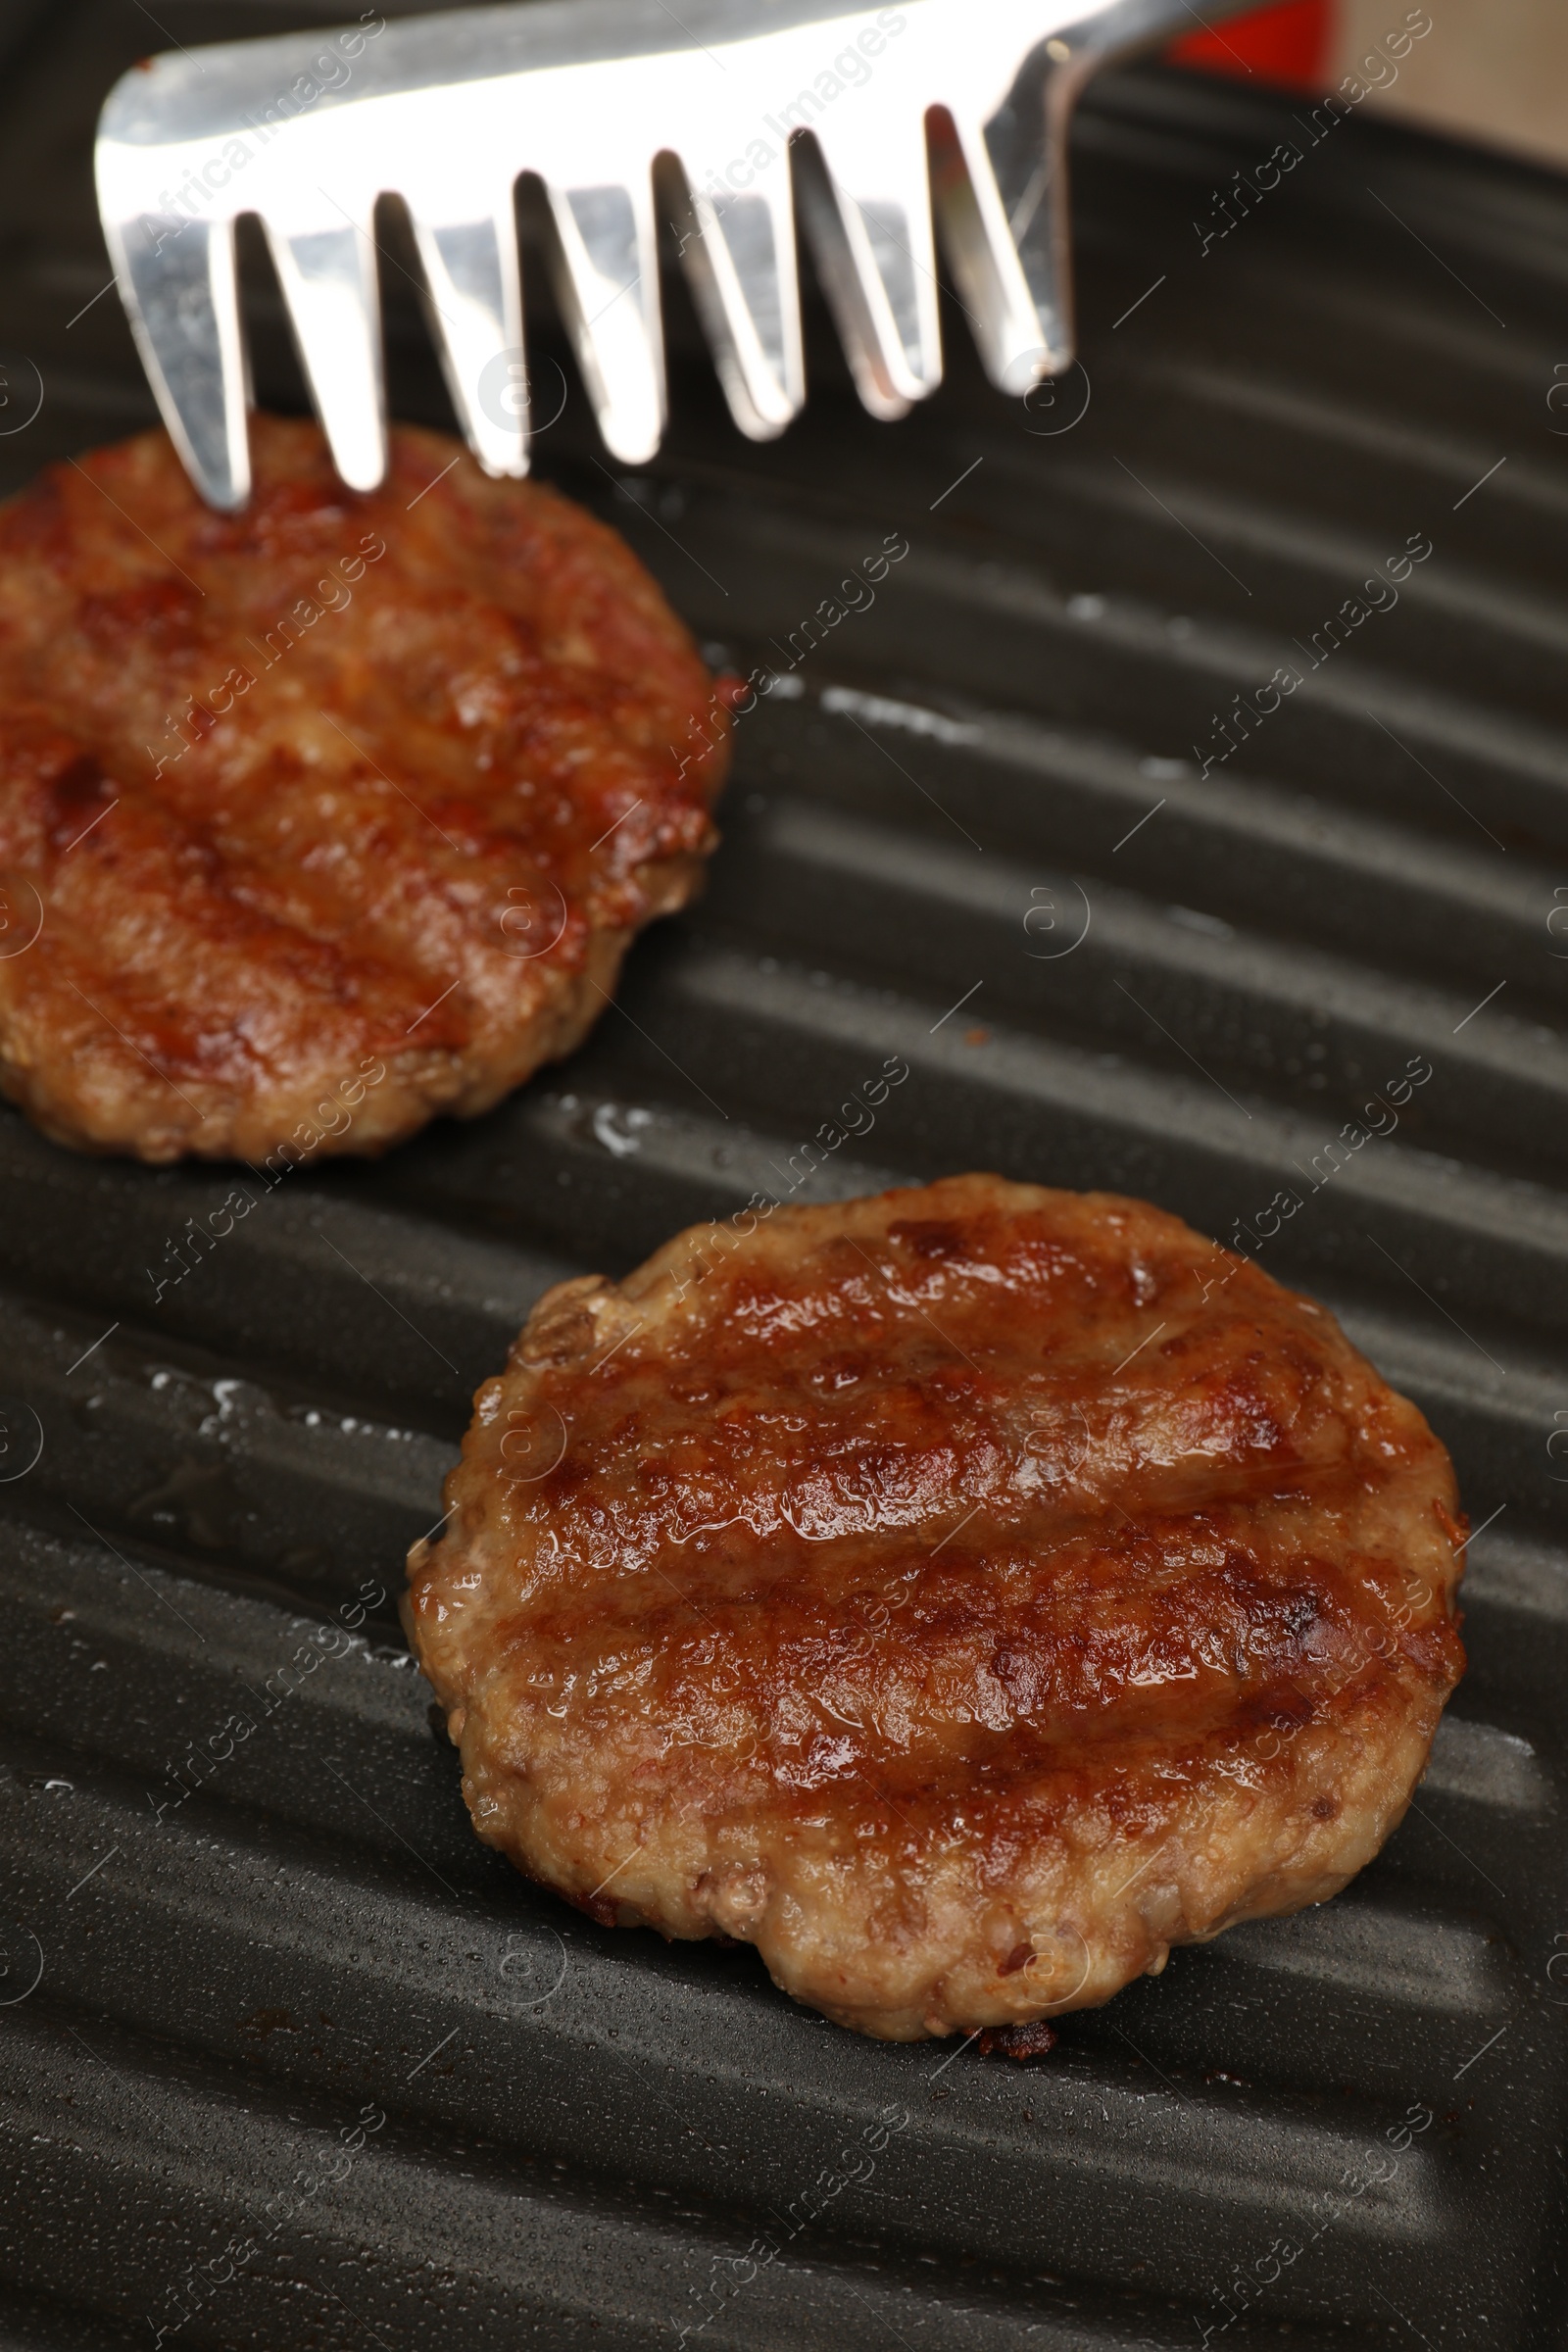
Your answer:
0,5 -> 1565,2346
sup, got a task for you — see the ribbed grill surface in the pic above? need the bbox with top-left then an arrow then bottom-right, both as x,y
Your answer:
0,7 -> 1563,2346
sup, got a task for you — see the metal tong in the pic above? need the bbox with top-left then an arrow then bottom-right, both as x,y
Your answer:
96,0 -> 1251,510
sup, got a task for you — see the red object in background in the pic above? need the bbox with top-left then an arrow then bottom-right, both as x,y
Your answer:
1169,0 -> 1333,92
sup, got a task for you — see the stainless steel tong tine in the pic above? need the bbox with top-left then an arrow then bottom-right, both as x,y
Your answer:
96,0 -> 1250,511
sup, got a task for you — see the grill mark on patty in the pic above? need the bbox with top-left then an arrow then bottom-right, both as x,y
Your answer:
409,1174 -> 1466,2041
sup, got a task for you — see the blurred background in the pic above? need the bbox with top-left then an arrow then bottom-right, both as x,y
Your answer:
1174,0 -> 1568,167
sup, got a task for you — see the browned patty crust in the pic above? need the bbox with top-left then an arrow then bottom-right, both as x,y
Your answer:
406,1175 -> 1466,2041
0,416 -> 729,1162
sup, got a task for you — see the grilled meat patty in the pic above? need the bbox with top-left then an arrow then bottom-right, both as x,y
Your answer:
406,1174 -> 1466,2042
0,417 -> 728,1162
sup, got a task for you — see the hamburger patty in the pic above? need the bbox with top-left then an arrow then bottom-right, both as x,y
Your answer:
0,417 -> 728,1162
406,1174 -> 1466,2042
